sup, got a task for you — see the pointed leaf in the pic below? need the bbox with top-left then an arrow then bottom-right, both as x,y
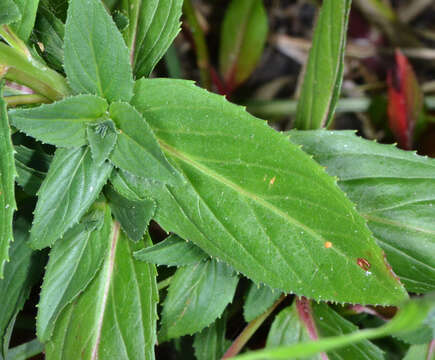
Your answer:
194,315 -> 231,360
244,283 -> 281,322
87,119 -> 117,165
109,101 -> 181,184
0,1 -> 21,27
0,219 -> 44,358
0,84 -> 16,278
30,147 -> 112,249
10,0 -> 39,42
130,78 -> 408,305
34,5 -> 65,72
134,234 -> 208,266
37,203 -> 112,342
45,223 -> 158,360
289,130 -> 435,293
64,0 -> 134,102
387,50 -> 424,149
294,0 -> 351,129
14,145 -> 51,196
9,95 -> 108,147
121,0 -> 183,78
110,168 -> 154,201
219,0 -> 268,88
106,185 -> 155,242
159,259 -> 238,341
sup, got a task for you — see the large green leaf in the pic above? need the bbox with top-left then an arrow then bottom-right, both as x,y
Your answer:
121,0 -> 183,78
130,78 -> 407,305
14,145 -> 51,196
37,203 -> 112,342
233,294 -> 435,360
219,0 -> 268,87
30,147 -> 112,249
9,95 -> 108,147
10,0 -> 39,42
134,234 -> 208,266
64,0 -> 133,102
0,219 -> 44,359
159,259 -> 238,341
289,130 -> 435,293
45,223 -> 158,360
0,84 -> 16,278
0,1 -> 21,27
109,101 -> 181,184
294,0 -> 351,129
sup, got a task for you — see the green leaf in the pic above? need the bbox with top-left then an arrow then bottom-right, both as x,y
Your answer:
219,0 -> 268,87
159,259 -> 238,341
0,1 -> 21,27
394,324 -> 433,345
121,0 -> 183,78
0,84 -> 16,278
36,203 -> 112,342
5,339 -> 44,360
64,0 -> 134,102
193,315 -> 230,360
130,78 -> 408,305
9,95 -> 108,147
134,234 -> 208,266
34,5 -> 65,72
110,168 -> 153,201
106,185 -> 155,242
266,305 -> 315,352
45,224 -> 158,360
87,119 -> 117,166
403,344 -> 430,360
289,130 -> 435,293
244,283 -> 281,322
233,294 -> 435,360
30,147 -> 112,249
14,145 -> 51,196
294,0 -> 351,129
39,0 -> 67,22
109,101 -> 181,184
10,0 -> 39,42
0,219 -> 44,358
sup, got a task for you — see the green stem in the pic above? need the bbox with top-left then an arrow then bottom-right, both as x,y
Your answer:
183,0 -> 212,90
0,25 -> 31,58
5,94 -> 50,107
222,294 -> 286,359
0,42 -> 70,101
157,275 -> 174,291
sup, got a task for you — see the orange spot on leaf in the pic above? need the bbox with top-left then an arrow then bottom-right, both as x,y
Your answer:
357,258 -> 371,271
324,241 -> 332,248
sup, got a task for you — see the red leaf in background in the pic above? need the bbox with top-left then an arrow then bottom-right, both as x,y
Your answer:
387,50 -> 423,150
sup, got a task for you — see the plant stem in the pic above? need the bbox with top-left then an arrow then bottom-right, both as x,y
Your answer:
183,0 -> 212,90
0,25 -> 32,58
222,294 -> 286,359
0,42 -> 70,101
5,94 -> 50,107
157,275 -> 174,291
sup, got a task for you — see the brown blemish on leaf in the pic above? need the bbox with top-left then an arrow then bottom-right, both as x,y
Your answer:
357,258 -> 370,271
382,251 -> 402,283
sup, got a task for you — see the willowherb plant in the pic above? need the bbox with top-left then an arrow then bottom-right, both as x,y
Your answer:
0,0 -> 434,359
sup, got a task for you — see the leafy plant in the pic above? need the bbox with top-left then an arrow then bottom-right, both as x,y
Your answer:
0,0 -> 434,359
